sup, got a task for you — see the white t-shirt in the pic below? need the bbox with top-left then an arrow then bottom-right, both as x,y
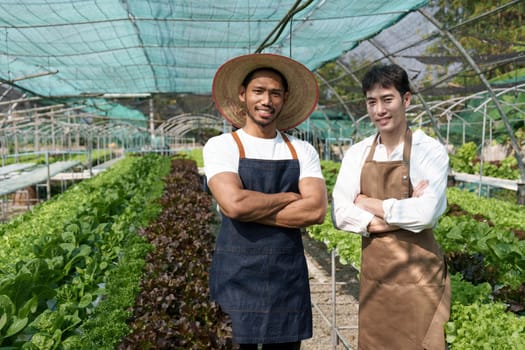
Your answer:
203,129 -> 324,182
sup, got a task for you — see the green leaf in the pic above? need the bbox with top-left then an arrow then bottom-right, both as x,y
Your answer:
59,243 -> 76,254
447,226 -> 465,240
490,242 -> 511,259
30,332 -> 56,350
0,296 -> 15,317
51,329 -> 63,350
0,313 -> 7,332
4,317 -> 27,338
78,294 -> 92,309
18,295 -> 38,319
63,245 -> 92,273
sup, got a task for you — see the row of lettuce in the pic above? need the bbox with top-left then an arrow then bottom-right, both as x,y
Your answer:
1,151 -> 523,348
309,160 -> 525,350
0,154 -> 227,349
0,154 -> 169,348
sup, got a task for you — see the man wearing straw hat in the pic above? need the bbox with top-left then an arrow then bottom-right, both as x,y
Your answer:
203,53 -> 328,349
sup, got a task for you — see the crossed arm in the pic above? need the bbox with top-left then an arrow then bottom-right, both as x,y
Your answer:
207,172 -> 328,228
355,180 -> 428,233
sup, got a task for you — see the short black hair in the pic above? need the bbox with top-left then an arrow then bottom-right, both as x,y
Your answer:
242,67 -> 289,92
361,64 -> 412,96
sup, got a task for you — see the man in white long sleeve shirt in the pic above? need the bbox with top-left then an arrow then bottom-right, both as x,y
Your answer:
332,63 -> 450,350
332,129 -> 449,236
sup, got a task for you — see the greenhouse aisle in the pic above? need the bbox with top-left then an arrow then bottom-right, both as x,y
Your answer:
302,235 -> 360,350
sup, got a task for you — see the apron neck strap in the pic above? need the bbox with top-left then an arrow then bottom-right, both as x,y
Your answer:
280,132 -> 298,160
231,131 -> 298,160
231,130 -> 246,158
367,133 -> 380,162
403,128 -> 412,164
366,128 -> 412,164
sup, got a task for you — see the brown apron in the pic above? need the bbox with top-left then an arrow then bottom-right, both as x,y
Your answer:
358,129 -> 450,350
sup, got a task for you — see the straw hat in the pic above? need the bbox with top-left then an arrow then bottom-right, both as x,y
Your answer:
212,53 -> 319,131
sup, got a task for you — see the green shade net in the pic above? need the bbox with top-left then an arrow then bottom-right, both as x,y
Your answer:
439,70 -> 525,146
297,110 -> 355,140
79,98 -> 148,128
0,0 -> 428,97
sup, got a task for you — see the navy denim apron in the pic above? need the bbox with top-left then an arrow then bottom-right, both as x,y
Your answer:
210,131 -> 312,344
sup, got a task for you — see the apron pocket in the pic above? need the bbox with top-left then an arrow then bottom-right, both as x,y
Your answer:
268,252 -> 311,312
362,233 -> 443,284
210,251 -> 270,311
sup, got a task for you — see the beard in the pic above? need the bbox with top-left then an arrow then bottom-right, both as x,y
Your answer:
246,109 -> 279,128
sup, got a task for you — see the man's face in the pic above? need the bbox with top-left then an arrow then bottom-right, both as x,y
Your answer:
239,70 -> 288,130
365,84 -> 411,135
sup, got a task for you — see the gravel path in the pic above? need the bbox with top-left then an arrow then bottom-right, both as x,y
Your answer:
301,235 -> 360,350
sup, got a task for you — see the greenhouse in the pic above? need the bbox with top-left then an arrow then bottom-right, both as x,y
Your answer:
0,1 -> 524,349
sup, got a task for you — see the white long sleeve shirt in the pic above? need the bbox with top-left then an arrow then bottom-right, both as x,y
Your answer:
332,129 -> 449,235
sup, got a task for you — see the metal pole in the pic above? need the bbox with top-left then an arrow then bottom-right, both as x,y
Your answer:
315,72 -> 356,124
479,104 -> 487,196
88,132 -> 93,177
517,183 -> 525,205
45,151 -> 51,200
1,196 -> 6,223
331,249 -> 338,349
13,119 -> 18,162
149,97 -> 155,138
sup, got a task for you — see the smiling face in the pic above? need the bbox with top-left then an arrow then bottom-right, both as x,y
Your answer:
239,69 -> 288,137
365,83 -> 411,138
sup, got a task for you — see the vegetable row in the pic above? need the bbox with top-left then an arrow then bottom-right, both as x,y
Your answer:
0,154 -> 169,349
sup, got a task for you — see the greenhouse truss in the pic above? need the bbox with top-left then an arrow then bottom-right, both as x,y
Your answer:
1,2 -> 525,349
1,0 -> 524,179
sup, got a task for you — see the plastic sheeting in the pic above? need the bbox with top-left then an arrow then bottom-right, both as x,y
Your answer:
0,0 -> 428,97
0,161 -> 79,196
0,163 -> 35,177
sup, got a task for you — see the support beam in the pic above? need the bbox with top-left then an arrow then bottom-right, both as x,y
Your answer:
255,0 -> 314,53
149,98 -> 154,138
419,8 -> 525,182
314,72 -> 356,125
518,183 -> 525,206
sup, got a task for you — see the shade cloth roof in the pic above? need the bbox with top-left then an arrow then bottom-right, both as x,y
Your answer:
0,0 -> 428,97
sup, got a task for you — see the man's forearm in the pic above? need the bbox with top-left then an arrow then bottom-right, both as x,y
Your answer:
209,174 -> 326,228
358,180 -> 430,234
355,194 -> 385,219
220,189 -> 301,222
256,178 -> 328,228
255,196 -> 327,228
208,173 -> 301,222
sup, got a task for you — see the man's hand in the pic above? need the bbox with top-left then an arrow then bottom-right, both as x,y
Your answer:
357,179 -> 429,234
367,216 -> 399,233
354,194 -> 382,217
354,193 -> 369,206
